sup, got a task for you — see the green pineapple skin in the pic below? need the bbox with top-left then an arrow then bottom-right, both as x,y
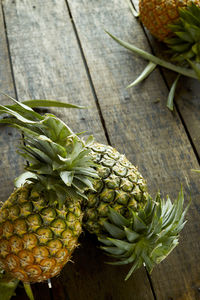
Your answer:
83,142 -> 148,235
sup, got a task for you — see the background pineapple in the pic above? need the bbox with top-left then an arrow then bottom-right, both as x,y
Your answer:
139,1 -> 200,64
139,0 -> 200,40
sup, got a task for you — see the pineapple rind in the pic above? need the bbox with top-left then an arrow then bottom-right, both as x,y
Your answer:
0,184 -> 83,283
83,143 -> 148,235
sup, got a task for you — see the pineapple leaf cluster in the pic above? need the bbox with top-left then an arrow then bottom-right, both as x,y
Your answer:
99,189 -> 188,280
166,3 -> 200,64
0,95 -> 98,207
106,30 -> 199,110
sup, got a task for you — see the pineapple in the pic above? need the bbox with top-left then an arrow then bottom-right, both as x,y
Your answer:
0,98 -> 97,283
0,98 -> 188,281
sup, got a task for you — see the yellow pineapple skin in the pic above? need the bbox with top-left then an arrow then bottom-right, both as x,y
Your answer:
0,185 -> 82,283
139,0 -> 200,41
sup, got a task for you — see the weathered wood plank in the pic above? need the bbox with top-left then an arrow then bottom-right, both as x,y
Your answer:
2,0 -> 154,299
149,43 -> 200,158
0,4 -> 24,202
53,233 -> 154,300
67,0 -> 200,299
2,0 -> 106,142
31,283 -> 52,300
175,76 -> 200,159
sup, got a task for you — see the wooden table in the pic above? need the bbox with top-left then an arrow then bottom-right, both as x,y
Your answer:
0,0 -> 200,299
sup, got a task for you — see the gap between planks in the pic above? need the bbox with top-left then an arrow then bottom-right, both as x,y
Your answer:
1,0 -> 18,99
64,0 -> 111,145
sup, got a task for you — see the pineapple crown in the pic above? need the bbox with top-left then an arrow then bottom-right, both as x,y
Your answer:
165,3 -> 200,69
0,95 -> 98,207
99,188 -> 189,280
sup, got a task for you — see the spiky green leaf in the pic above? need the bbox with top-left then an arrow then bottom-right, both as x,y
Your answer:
127,61 -> 157,88
124,227 -> 140,242
60,171 -> 74,186
14,172 -> 37,187
100,246 -> 125,256
21,99 -> 85,109
0,278 -> 19,300
125,258 -> 143,281
100,188 -> 188,280
103,221 -> 126,239
167,74 -> 181,111
108,207 -> 130,228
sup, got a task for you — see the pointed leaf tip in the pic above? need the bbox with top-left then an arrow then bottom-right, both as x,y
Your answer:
1,93 -> 33,112
108,207 -> 129,227
167,74 -> 181,111
103,221 -> 126,239
127,62 -> 157,88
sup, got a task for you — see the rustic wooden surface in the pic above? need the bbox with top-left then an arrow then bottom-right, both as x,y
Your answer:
0,0 -> 199,299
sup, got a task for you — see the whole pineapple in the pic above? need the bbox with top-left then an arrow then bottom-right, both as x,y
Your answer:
0,98 -> 187,281
0,98 -> 97,283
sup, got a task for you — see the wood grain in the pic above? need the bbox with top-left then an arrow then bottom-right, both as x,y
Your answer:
52,232 -> 154,300
0,3 -> 24,203
1,0 -> 200,298
67,0 -> 200,299
2,0 -> 153,299
2,0 -> 106,142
